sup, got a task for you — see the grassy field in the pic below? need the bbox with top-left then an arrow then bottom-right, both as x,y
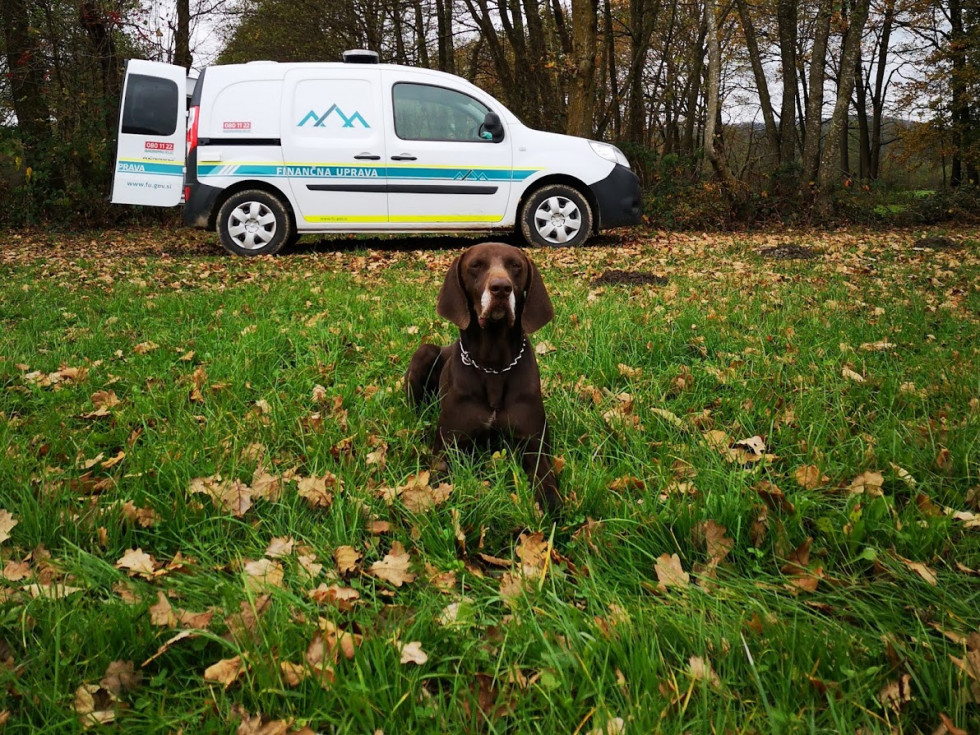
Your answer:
1,225 -> 979,734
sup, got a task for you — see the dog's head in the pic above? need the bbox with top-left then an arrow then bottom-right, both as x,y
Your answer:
437,242 -> 553,333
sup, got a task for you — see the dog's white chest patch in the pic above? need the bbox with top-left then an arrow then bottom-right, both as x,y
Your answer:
484,409 -> 497,428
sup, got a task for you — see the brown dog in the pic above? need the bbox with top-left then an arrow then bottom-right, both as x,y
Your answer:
405,242 -> 561,512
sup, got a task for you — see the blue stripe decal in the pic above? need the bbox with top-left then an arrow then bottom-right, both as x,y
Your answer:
197,163 -> 537,181
117,161 -> 184,176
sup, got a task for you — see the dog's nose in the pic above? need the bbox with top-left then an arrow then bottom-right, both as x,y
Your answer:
489,278 -> 512,297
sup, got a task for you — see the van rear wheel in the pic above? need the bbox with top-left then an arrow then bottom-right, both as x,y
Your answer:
519,184 -> 593,248
217,190 -> 293,256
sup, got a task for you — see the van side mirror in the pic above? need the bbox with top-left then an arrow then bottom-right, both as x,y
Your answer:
480,112 -> 504,143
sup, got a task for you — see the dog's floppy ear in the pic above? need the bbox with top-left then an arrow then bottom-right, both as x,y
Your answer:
521,255 -> 554,333
436,255 -> 471,329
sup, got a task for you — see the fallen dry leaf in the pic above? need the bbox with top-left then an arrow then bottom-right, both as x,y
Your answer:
688,655 -> 722,688
309,583 -> 360,611
74,683 -> 116,728
367,542 -> 416,587
149,591 -> 178,628
655,553 -> 690,590
847,471 -> 884,496
203,655 -> 245,689
100,660 -> 141,697
900,556 -> 938,586
333,546 -> 362,575
115,548 -> 156,577
0,510 -> 17,544
587,717 -> 626,735
754,481 -> 795,513
243,558 -> 285,592
794,465 -> 827,490
703,520 -> 734,564
398,640 -> 428,665
878,673 -> 912,711
265,536 -> 295,558
296,474 -> 339,509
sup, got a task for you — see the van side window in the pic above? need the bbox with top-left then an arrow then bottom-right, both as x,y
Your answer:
393,83 -> 491,142
121,74 -> 179,136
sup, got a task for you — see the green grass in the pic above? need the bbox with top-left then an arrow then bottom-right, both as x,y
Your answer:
1,226 -> 979,733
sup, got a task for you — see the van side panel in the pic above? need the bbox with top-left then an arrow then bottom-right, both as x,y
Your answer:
281,70 -> 388,228
194,79 -> 288,209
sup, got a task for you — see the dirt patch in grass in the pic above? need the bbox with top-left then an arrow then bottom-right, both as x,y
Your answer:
913,236 -> 963,251
591,269 -> 668,287
758,244 -> 821,260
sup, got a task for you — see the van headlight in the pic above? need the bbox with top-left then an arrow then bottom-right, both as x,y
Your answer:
589,141 -> 631,169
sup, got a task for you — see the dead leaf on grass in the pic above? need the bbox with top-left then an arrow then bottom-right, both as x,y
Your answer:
397,640 -> 428,665
655,553 -> 690,590
115,548 -> 156,577
794,464 -> 828,490
754,481 -> 795,513
0,510 -> 17,544
309,584 -> 360,611
243,558 -> 285,592
203,655 -> 246,689
878,673 -> 912,711
265,536 -> 294,558
587,717 -> 626,735
100,660 -> 141,697
367,542 -> 416,587
899,556 -> 938,586
296,474 -> 339,509
688,655 -> 722,688
847,471 -> 884,497
74,683 -> 117,728
333,546 -> 362,575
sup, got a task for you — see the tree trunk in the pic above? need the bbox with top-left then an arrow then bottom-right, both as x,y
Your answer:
566,0 -> 598,136
412,0 -> 430,67
855,55 -> 871,179
776,0 -> 798,163
703,0 -> 739,204
175,0 -> 192,70
948,0 -> 967,186
817,0 -> 871,195
682,19 -> 707,157
869,0 -> 895,179
79,0 -> 122,140
799,0 -> 832,187
734,0 -> 780,166
624,0 -> 661,144
435,0 -> 455,72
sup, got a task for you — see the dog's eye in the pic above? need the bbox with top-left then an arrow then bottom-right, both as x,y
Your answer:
506,260 -> 522,271
469,260 -> 485,271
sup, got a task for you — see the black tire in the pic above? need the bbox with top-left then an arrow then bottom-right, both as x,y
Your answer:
216,189 -> 293,257
519,184 -> 593,248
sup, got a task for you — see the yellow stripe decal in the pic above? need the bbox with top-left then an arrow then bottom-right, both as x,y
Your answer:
304,214 -> 504,224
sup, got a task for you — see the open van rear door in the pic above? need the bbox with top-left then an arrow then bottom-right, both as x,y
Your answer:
111,60 -> 187,206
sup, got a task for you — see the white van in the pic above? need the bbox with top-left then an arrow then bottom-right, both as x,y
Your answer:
111,51 -> 641,256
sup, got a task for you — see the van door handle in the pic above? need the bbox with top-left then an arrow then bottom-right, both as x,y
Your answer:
391,154 -> 417,161
354,153 -> 381,160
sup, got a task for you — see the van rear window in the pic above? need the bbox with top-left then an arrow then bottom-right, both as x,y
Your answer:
121,74 -> 179,136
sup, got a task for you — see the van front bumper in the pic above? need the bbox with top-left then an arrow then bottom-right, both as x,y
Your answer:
590,164 -> 642,229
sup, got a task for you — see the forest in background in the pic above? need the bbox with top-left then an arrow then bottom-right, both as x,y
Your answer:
1,0 -> 978,228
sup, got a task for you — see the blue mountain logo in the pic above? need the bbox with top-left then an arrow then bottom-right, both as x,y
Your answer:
298,104 -> 370,128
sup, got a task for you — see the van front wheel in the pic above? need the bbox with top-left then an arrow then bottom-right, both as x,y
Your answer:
519,184 -> 593,248
217,190 -> 293,256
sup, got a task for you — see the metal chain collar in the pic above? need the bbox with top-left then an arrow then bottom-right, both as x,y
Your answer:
459,337 -> 527,375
